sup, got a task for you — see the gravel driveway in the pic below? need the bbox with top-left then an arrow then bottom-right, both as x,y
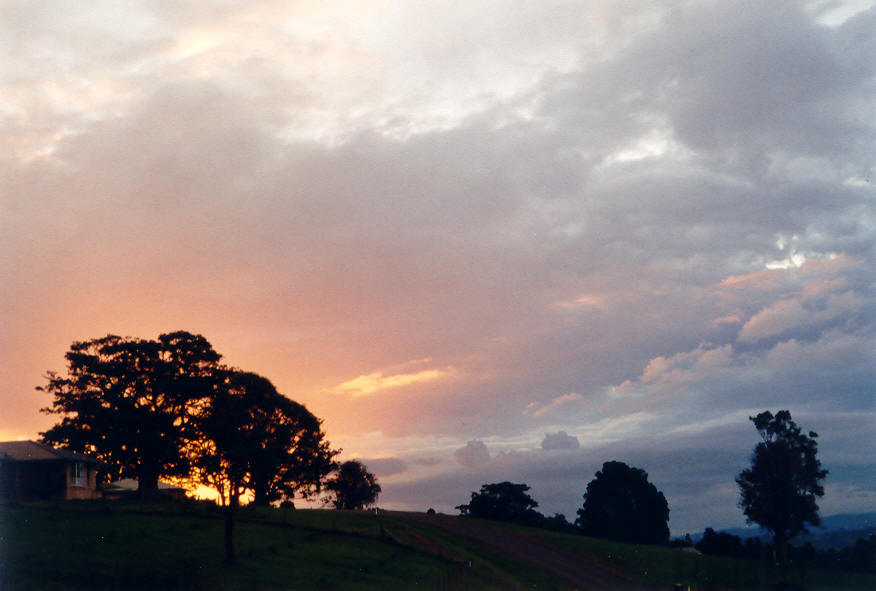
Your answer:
388,511 -> 666,591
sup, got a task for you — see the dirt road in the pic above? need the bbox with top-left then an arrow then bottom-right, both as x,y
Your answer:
388,511 -> 664,591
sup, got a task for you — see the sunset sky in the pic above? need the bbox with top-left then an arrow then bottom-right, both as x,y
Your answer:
2,0 -> 875,534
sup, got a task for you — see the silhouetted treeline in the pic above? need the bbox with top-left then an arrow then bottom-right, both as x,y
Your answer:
690,528 -> 875,574
694,528 -> 769,559
791,535 -> 876,574
457,462 -> 669,541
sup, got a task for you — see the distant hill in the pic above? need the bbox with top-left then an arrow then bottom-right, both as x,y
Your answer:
818,512 -> 876,531
693,512 -> 876,549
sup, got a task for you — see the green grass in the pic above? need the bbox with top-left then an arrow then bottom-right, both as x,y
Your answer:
0,501 -> 490,590
246,507 -> 556,589
3,502 -> 874,591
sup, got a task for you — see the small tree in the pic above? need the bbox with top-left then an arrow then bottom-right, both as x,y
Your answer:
576,461 -> 670,545
736,410 -> 828,564
324,460 -> 381,510
456,481 -> 541,526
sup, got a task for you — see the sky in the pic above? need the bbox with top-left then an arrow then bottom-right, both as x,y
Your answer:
2,0 -> 875,534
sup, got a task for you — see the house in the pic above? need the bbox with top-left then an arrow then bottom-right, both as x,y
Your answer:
103,478 -> 187,501
0,440 -> 101,501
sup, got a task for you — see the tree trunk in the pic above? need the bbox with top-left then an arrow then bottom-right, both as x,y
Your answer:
223,488 -> 238,564
775,532 -> 789,566
138,462 -> 160,497
253,484 -> 270,507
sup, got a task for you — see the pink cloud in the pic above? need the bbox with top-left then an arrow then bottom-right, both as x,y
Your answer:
716,268 -> 785,293
802,277 -> 847,300
738,291 -> 866,344
737,298 -> 809,343
639,345 -> 733,386
525,392 -> 583,418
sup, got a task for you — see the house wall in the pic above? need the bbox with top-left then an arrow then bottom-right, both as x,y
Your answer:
64,462 -> 101,500
1,461 -> 67,500
0,460 -> 15,499
0,460 -> 100,501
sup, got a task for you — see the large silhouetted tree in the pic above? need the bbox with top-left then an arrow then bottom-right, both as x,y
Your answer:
576,461 -> 670,545
235,372 -> 336,507
736,410 -> 827,565
40,332 -> 221,493
456,481 -> 542,526
324,460 -> 381,510
192,369 -> 337,562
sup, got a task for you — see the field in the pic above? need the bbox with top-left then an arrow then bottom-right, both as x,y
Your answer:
1,501 -> 874,590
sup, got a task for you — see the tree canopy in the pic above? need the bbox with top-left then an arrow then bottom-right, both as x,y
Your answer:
576,461 -> 670,545
40,332 -> 221,492
324,460 -> 381,510
736,410 -> 827,564
456,481 -> 542,526
190,369 -> 336,562
191,369 -> 336,508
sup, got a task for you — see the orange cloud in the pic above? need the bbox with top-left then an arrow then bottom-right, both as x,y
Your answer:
334,367 -> 452,397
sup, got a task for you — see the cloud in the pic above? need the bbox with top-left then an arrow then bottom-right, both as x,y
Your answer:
381,427 -> 764,533
541,431 -> 580,451
715,269 -> 788,294
454,440 -> 490,469
2,0 -> 876,535
638,345 -> 734,387
738,291 -> 868,344
554,294 -> 604,310
356,457 -> 408,478
525,393 -> 583,418
334,367 -> 452,397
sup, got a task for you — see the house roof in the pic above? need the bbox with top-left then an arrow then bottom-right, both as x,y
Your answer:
0,440 -> 100,464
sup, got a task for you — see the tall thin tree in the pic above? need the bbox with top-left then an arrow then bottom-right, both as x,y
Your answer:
736,410 -> 828,564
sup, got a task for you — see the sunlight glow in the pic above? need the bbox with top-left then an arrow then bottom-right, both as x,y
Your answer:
765,253 -> 807,270
808,0 -> 876,26
602,127 -> 688,165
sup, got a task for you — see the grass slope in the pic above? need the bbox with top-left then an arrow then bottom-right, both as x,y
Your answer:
2,501 -> 875,591
0,501 -> 495,590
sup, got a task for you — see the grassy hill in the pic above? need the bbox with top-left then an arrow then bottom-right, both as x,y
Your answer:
0,501 -> 546,591
2,501 -> 875,590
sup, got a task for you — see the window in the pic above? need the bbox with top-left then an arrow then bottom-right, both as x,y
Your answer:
72,462 -> 85,487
